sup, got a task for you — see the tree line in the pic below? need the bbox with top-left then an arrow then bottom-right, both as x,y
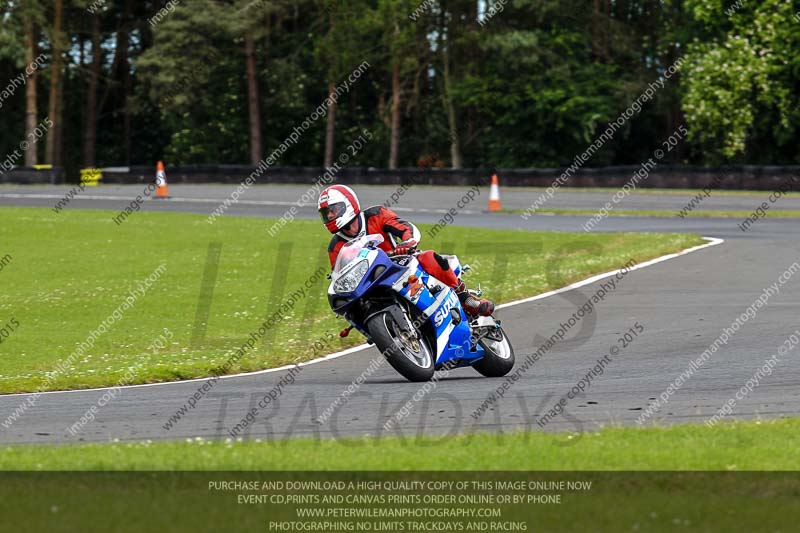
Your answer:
0,0 -> 798,177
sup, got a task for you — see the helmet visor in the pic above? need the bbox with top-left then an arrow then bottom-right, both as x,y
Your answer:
319,202 -> 347,225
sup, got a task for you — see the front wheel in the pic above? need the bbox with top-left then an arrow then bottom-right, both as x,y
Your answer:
367,311 -> 434,382
473,326 -> 515,377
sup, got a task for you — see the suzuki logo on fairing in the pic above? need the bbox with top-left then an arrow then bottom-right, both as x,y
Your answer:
433,292 -> 459,327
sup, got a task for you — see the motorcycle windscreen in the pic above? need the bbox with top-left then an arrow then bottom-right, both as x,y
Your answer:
332,234 -> 385,273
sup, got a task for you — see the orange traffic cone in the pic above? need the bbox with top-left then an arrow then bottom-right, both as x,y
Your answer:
487,173 -> 502,211
155,161 -> 170,199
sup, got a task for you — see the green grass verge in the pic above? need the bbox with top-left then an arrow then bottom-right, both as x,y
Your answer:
1,419 -> 798,470
504,207 -> 800,218
1,421 -> 799,531
496,185 -> 800,197
0,207 -> 701,393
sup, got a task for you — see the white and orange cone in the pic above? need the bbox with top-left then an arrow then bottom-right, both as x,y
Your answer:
155,161 -> 170,199
487,172 -> 502,212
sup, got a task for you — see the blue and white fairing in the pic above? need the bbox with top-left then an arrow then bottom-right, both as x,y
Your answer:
327,234 -> 485,367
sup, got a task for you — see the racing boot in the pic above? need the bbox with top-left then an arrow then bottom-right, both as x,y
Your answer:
455,280 -> 495,317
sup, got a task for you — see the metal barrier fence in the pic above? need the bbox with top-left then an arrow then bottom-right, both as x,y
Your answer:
4,164 -> 800,191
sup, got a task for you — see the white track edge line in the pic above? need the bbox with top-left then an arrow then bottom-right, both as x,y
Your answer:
0,237 -> 724,399
496,236 -> 724,309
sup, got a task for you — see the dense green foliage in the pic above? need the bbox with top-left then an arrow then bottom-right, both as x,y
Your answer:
1,0 -> 798,171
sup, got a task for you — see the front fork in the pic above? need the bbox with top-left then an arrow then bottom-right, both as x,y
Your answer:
347,299 -> 419,345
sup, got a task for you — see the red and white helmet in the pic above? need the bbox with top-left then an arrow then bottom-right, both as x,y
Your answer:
318,185 -> 361,234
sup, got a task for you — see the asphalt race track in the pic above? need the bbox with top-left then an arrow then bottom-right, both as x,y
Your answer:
1,184 -> 799,445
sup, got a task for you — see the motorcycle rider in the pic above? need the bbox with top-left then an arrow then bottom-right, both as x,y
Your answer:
318,184 -> 494,317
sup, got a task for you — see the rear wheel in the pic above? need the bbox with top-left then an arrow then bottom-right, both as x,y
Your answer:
367,311 -> 434,382
473,326 -> 515,377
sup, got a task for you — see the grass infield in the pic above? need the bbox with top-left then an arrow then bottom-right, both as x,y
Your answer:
0,207 -> 701,393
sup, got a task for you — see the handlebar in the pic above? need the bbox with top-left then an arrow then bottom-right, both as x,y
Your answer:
387,249 -> 418,258
365,238 -> 417,258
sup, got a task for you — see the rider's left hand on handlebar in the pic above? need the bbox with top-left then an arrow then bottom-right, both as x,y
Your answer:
394,239 -> 418,256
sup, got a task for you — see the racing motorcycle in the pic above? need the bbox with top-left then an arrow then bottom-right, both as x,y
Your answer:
327,234 -> 514,382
